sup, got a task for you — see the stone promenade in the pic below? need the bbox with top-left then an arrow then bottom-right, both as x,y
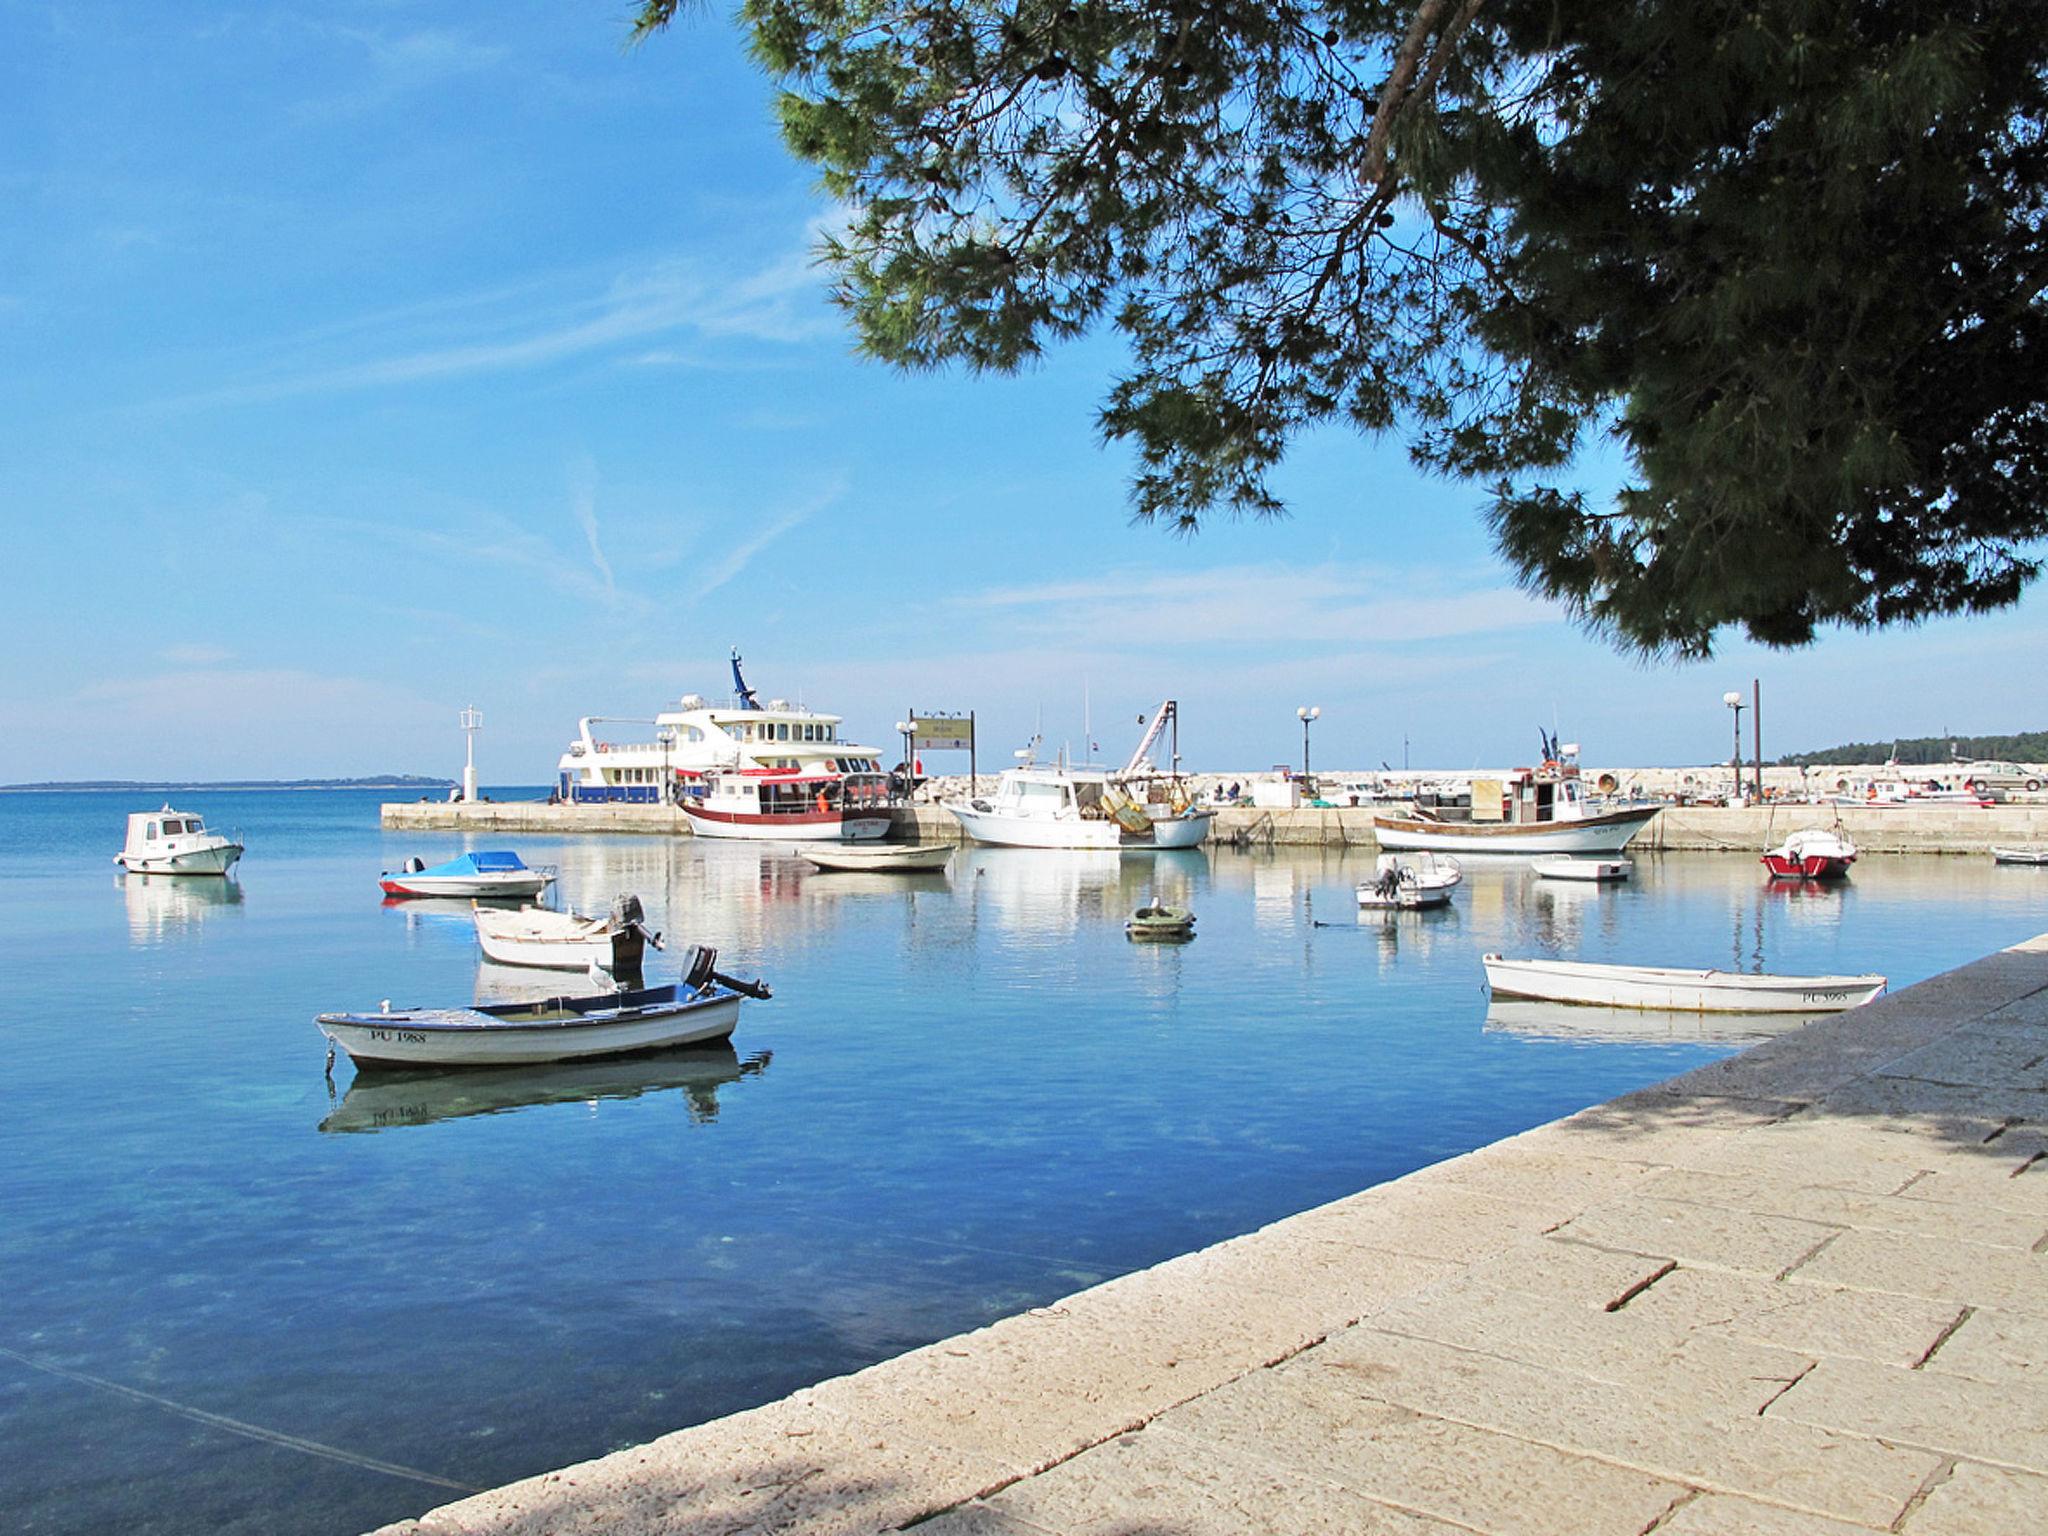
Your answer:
377,938 -> 2048,1536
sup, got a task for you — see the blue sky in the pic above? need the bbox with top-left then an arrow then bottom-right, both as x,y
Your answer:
3,2 -> 2040,784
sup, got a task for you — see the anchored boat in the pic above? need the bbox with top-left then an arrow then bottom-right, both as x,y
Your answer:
799,842 -> 954,873
114,806 -> 243,876
1356,852 -> 1462,910
1762,827 -> 1858,881
1126,901 -> 1196,939
472,895 -> 661,973
1373,733 -> 1657,856
317,947 -> 769,1069
1531,854 -> 1632,883
379,850 -> 555,899
1482,953 -> 1885,1013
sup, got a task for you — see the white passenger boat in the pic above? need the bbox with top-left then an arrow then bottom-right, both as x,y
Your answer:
472,895 -> 661,973
114,805 -> 243,876
379,850 -> 555,899
555,648 -> 891,842
1356,852 -> 1462,909
799,843 -> 954,873
317,948 -> 769,1069
1482,954 -> 1886,1013
945,703 -> 1212,850
1992,846 -> 2048,866
1373,734 -> 1658,856
1531,854 -> 1632,883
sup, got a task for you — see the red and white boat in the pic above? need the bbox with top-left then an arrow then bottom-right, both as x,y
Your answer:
1762,827 -> 1858,881
553,648 -> 893,841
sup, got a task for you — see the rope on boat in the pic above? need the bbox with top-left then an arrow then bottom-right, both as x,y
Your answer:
0,1343 -> 480,1493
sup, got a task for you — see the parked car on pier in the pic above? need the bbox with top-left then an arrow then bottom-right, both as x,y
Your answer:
1953,761 -> 2045,794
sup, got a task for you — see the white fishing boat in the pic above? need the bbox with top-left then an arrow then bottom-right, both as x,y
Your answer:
472,895 -> 662,973
555,648 -> 891,842
1356,851 -> 1462,909
1482,954 -> 1886,1013
1531,854 -> 1632,883
1373,734 -> 1657,856
799,842 -> 954,873
945,702 -> 1212,850
317,948 -> 769,1069
379,850 -> 555,899
113,806 -> 243,876
1991,846 -> 2048,866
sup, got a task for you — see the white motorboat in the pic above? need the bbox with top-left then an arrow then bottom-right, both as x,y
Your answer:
1531,854 -> 1632,883
317,947 -> 769,1069
555,647 -> 892,841
1373,733 -> 1658,856
380,850 -> 556,899
1482,954 -> 1886,1013
1991,846 -> 2048,866
114,805 -> 243,876
472,895 -> 662,973
945,703 -> 1212,850
1356,851 -> 1462,910
1763,827 -> 1858,881
799,842 -> 954,873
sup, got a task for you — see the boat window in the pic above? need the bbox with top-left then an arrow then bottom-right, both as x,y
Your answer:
146,821 -> 159,839
777,723 -> 790,741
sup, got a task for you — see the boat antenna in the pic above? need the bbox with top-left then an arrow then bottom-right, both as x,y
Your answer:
729,646 -> 760,712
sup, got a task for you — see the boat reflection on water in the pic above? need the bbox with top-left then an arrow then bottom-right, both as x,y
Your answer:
1484,1000 -> 1823,1045
319,1043 -> 771,1133
120,871 -> 245,944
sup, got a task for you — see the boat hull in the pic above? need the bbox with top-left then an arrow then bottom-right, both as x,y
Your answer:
1532,855 -> 1632,882
946,803 -> 1213,850
472,912 -> 648,973
682,804 -> 889,842
318,989 -> 741,1068
117,841 -> 243,876
1992,846 -> 2048,866
1372,806 -> 1657,855
1762,853 -> 1852,881
380,871 -> 554,898
1482,954 -> 1885,1013
800,843 -> 954,873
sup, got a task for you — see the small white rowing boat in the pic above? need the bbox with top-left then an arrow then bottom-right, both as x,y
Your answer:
1482,953 -> 1886,1013
1992,846 -> 2048,866
799,842 -> 954,873
1531,854 -> 1631,883
472,895 -> 661,973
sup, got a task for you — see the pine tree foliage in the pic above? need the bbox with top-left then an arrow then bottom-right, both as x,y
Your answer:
634,1 -> 2048,657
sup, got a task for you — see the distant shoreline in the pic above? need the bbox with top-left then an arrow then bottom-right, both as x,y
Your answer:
1,778 -> 456,794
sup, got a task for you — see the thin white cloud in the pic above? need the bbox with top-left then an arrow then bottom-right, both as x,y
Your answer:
693,482 -> 846,596
567,458 -> 617,604
294,25 -> 511,120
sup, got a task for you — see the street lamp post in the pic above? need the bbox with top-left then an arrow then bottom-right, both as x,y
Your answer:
1297,706 -> 1320,784
656,727 -> 675,807
894,720 -> 913,801
1722,691 -> 1746,802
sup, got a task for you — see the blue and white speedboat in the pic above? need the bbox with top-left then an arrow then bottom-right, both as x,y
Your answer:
379,850 -> 555,899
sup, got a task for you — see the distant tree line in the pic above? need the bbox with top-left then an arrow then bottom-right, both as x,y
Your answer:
1777,734 -> 2048,768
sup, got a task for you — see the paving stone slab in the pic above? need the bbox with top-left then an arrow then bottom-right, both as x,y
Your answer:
1402,1143 -> 1662,1211
1196,1225 -> 1464,1327
1899,1461 -> 2048,1535
1636,1166 -> 2048,1250
1615,1266 -> 1961,1369
1368,1277 -> 1813,1417
1769,1355 -> 2048,1473
1148,1370 -> 1687,1536
1275,1178 -> 1572,1265
1921,1305 -> 2048,1387
1875,1025 -> 2048,1093
1812,1072 -> 2048,1129
1650,1490 -> 1891,1535
377,1393 -> 1014,1536
1304,1327 -> 1940,1528
1789,1227 -> 2048,1317
1460,1234 -> 1676,1311
970,1423 -> 1474,1536
1551,1194 -> 1840,1276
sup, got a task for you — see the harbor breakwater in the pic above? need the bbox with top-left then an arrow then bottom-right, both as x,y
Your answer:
380,795 -> 2048,853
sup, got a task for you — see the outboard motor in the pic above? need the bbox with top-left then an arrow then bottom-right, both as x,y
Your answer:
405,856 -> 426,874
681,943 -> 719,992
609,891 -> 663,950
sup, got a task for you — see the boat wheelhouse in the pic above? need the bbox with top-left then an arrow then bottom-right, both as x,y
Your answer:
1372,732 -> 1658,856
114,805 -> 243,876
553,649 -> 891,837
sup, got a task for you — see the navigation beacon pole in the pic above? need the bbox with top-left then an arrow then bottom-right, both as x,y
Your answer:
461,705 -> 482,803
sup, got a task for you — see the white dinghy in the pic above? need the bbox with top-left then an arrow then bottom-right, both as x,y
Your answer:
318,947 -> 769,1069
799,842 -> 954,873
1482,954 -> 1885,1014
472,895 -> 662,974
1992,846 -> 2048,866
1531,855 -> 1632,883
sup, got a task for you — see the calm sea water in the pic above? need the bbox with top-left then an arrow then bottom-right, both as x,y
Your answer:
3,789 -> 2044,1535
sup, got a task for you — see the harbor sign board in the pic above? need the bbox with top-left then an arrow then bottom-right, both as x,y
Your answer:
911,715 -> 974,752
